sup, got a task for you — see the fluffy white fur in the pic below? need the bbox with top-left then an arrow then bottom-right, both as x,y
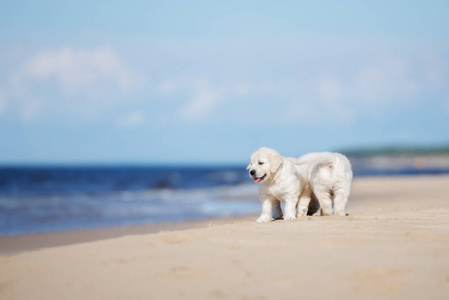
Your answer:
247,147 -> 302,222
248,147 -> 353,222
295,151 -> 353,217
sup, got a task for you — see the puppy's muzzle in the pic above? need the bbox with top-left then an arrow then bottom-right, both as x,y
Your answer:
249,170 -> 266,183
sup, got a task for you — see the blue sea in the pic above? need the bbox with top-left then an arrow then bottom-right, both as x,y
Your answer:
1,165 -> 448,236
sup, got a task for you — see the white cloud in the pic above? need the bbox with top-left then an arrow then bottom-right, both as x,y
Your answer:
165,51 -> 447,126
281,56 -> 440,126
24,47 -> 136,94
4,47 -> 143,120
311,58 -> 425,107
165,53 -> 442,126
352,58 -> 420,103
180,83 -> 222,120
118,111 -> 147,128
1,40 -> 447,128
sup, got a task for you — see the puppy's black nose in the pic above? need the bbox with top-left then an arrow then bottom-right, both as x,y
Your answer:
250,170 -> 256,176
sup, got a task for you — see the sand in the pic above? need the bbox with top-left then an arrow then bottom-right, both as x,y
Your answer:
1,175 -> 449,300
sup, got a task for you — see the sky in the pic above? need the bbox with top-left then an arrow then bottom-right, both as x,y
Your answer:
1,0 -> 449,164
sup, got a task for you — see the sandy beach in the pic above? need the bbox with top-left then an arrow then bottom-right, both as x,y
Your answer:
1,175 -> 449,300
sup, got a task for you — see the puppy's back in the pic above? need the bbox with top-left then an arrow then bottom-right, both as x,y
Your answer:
297,152 -> 349,167
296,152 -> 337,166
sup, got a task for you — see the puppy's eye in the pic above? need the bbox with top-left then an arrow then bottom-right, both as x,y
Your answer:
258,161 -> 264,165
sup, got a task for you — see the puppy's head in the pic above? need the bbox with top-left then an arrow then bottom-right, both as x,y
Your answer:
247,147 -> 283,183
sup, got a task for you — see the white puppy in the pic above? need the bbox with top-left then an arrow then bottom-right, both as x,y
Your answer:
248,147 -> 305,222
295,152 -> 353,217
248,147 -> 352,222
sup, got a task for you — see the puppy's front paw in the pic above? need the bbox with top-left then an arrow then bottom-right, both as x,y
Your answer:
283,214 -> 297,220
256,215 -> 272,222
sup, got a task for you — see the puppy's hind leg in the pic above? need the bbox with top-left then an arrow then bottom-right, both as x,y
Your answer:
272,199 -> 283,220
314,190 -> 333,216
333,190 -> 349,216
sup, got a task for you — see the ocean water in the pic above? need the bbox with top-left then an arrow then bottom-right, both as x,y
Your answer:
1,164 -> 448,236
0,166 -> 259,236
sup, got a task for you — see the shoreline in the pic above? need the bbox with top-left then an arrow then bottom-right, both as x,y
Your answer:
2,174 -> 448,256
1,174 -> 449,300
0,214 -> 256,256
0,174 -> 449,256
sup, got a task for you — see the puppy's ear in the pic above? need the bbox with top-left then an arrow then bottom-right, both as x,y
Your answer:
246,163 -> 251,170
269,150 -> 282,173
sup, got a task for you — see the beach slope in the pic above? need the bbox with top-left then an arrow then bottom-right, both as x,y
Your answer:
1,175 -> 449,300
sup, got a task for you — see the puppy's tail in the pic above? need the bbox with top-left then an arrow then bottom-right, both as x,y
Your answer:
303,152 -> 351,173
332,153 -> 353,176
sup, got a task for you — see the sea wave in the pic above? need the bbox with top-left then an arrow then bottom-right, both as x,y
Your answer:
0,183 -> 259,236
